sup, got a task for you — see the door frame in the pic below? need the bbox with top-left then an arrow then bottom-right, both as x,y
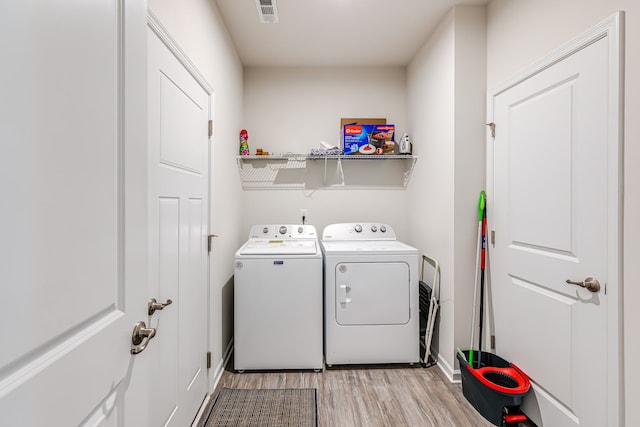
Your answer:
146,4 -> 215,399
485,12 -> 624,426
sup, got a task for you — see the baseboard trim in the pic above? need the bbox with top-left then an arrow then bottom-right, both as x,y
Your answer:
434,350 -> 461,383
193,339 -> 234,427
212,338 -> 233,389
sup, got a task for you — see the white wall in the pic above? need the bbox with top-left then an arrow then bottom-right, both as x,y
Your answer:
241,67 -> 412,239
243,67 -> 407,153
452,5 -> 487,376
407,9 -> 456,373
147,0 -> 244,387
407,5 -> 487,378
486,1 -> 639,424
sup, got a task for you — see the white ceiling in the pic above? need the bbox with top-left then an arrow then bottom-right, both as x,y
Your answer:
214,0 -> 489,68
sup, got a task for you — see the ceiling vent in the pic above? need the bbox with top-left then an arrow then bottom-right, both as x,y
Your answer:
255,0 -> 279,24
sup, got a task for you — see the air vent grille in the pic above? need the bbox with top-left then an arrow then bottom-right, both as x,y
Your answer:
255,0 -> 279,23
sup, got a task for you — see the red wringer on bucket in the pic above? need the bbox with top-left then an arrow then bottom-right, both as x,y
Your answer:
459,192 -> 532,426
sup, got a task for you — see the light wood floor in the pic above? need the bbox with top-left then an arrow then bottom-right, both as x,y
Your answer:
196,361 -> 495,427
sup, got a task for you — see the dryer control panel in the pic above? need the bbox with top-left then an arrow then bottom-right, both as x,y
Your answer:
322,223 -> 396,241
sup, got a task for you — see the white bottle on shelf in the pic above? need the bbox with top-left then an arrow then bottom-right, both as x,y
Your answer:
399,132 -> 412,154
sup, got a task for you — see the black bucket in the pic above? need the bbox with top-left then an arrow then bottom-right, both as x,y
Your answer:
457,350 -> 531,426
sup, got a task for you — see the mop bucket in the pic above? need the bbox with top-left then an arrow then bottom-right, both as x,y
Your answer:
457,350 -> 530,426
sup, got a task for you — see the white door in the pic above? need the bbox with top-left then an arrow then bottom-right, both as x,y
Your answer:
335,262 -> 410,325
147,21 -> 210,427
0,1 -> 149,426
489,15 -> 622,427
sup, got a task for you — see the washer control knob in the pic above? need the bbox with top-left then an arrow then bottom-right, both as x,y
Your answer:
262,227 -> 269,234
279,226 -> 288,235
354,224 -> 363,233
371,225 -> 378,232
298,226 -> 304,234
380,225 -> 387,233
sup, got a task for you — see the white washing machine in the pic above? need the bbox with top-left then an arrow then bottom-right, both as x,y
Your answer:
322,223 -> 419,366
234,224 -> 323,371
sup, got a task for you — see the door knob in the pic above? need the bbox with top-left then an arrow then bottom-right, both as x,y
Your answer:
148,298 -> 173,315
565,277 -> 601,293
130,321 -> 156,354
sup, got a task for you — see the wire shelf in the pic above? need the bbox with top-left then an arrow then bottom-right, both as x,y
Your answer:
236,154 -> 417,190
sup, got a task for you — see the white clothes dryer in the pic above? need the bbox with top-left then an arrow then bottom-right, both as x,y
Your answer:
321,223 -> 419,366
234,224 -> 323,371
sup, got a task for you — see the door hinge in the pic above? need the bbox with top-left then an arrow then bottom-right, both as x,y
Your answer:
491,230 -> 495,246
208,120 -> 213,138
208,234 -> 219,253
490,335 -> 496,350
486,122 -> 495,138
207,351 -> 211,369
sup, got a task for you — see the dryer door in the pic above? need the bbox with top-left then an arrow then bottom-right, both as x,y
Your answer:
335,262 -> 410,325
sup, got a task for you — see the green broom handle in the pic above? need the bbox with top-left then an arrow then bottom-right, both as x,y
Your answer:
470,191 -> 486,369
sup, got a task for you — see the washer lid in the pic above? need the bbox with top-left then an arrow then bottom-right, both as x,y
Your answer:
239,239 -> 318,255
321,239 -> 417,255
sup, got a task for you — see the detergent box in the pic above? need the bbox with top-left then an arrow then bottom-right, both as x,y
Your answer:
342,124 -> 396,155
